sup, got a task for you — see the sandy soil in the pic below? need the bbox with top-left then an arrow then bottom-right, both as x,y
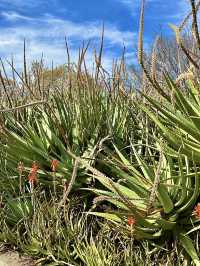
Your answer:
0,251 -> 34,266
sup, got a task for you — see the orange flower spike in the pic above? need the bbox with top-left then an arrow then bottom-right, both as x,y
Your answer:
51,159 -> 59,172
128,216 -> 136,226
31,161 -> 38,174
193,203 -> 200,219
28,162 -> 38,185
28,173 -> 37,184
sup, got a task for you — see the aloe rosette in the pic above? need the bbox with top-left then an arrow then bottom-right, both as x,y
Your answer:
82,142 -> 200,265
83,73 -> 200,264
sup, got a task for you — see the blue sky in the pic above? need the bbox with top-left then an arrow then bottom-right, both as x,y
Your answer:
0,0 -> 190,71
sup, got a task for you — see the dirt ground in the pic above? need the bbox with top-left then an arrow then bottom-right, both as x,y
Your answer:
0,251 -> 34,266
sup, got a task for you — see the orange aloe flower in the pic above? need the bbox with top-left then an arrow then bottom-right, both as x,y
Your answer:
128,216 -> 136,226
193,203 -> 200,219
51,159 -> 59,172
28,161 -> 38,186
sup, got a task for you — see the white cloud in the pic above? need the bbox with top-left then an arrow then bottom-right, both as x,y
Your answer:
0,12 -> 135,73
1,11 -> 33,21
1,12 -> 135,47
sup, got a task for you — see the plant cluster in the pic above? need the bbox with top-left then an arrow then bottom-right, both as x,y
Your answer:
1,1 -> 200,265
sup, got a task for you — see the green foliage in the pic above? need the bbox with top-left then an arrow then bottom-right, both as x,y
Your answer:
84,143 -> 200,265
0,89 -> 138,194
0,193 -> 192,266
1,1 -> 200,264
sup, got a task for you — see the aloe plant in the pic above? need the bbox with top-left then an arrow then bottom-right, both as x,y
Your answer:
4,196 -> 33,225
78,143 -> 200,265
0,85 -> 140,195
119,72 -> 200,264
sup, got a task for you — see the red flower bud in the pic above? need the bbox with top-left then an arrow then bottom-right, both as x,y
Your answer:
28,161 -> 38,186
51,159 -> 59,172
193,203 -> 200,219
128,216 -> 136,226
